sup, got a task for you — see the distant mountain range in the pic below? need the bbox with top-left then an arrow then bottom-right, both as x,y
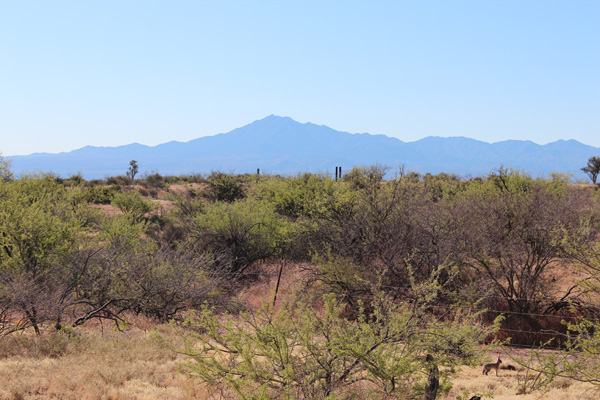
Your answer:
7,115 -> 600,180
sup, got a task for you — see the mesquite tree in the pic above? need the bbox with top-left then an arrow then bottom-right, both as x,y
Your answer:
582,156 -> 600,185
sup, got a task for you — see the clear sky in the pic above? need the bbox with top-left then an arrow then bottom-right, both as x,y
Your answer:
1,1 -> 598,156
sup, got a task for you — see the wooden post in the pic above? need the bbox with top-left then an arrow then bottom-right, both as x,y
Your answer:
257,168 -> 260,176
335,166 -> 338,181
339,166 -> 342,179
272,261 -> 285,308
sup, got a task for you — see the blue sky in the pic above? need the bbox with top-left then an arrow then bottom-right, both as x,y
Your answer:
1,1 -> 598,156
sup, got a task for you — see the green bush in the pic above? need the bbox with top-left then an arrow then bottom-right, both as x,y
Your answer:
206,171 -> 245,202
106,175 -> 133,186
141,172 -> 167,189
0,174 -> 88,333
190,199 -> 289,276
111,191 -> 155,220
0,152 -> 13,181
257,173 -> 338,219
343,164 -> 389,189
184,286 -> 497,399
63,174 -> 85,187
82,186 -> 115,204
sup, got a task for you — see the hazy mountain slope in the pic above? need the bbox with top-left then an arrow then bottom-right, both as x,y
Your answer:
8,115 -> 599,180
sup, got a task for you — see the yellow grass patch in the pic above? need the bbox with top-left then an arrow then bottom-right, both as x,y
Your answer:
0,326 -> 208,400
446,363 -> 596,400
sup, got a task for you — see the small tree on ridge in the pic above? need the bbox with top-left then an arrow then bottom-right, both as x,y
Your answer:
127,160 -> 139,179
582,156 -> 600,185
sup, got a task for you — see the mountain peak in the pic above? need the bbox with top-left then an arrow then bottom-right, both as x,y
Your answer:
8,116 -> 599,180
252,114 -> 298,125
233,115 -> 314,139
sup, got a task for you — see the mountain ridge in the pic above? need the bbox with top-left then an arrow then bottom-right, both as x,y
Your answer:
7,115 -> 599,180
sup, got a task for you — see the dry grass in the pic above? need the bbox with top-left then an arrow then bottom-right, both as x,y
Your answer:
1,265 -> 596,399
0,322 -> 208,400
446,364 -> 596,400
236,260 -> 311,311
445,348 -> 598,400
0,323 -> 597,399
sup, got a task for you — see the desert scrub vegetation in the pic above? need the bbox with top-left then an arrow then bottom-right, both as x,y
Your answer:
2,158 -> 600,398
0,173 -> 228,336
206,171 -> 246,202
183,282 -> 499,400
504,234 -> 600,397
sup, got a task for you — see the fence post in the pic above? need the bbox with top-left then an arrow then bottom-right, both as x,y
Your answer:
272,260 -> 285,308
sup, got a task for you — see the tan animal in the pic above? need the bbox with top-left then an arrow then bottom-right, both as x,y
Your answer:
482,353 -> 502,376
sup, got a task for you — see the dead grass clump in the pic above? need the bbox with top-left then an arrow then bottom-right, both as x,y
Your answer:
0,331 -> 83,360
0,325 -> 204,399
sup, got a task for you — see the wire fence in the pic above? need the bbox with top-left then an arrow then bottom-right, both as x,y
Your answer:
235,266 -> 600,349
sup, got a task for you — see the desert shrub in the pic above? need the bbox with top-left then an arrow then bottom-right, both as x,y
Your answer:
402,171 -> 422,183
155,217 -> 187,245
183,283 -> 498,400
0,152 -> 13,182
185,173 -> 207,184
422,172 -> 465,201
111,191 -> 155,220
0,174 -> 90,333
300,167 -> 596,340
141,172 -> 167,189
54,214 -> 213,327
306,253 -> 375,313
449,170 -> 595,346
256,173 -> 338,219
165,175 -> 186,184
108,183 -> 121,193
459,169 -> 588,314
301,175 -> 423,289
343,164 -> 390,189
123,247 -> 227,321
158,193 -> 206,245
206,171 -> 245,202
515,238 -> 600,392
63,173 -> 85,187
106,175 -> 133,186
171,191 -> 206,220
188,199 -> 290,278
81,186 -> 115,204
0,174 -> 249,333
84,178 -> 105,187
